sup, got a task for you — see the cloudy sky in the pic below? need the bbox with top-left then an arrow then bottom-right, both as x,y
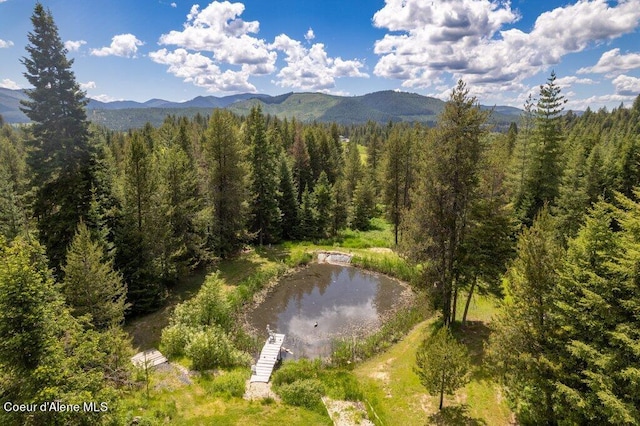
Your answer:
1,0 -> 639,110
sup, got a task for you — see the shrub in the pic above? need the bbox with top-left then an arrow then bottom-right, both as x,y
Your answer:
271,359 -> 322,386
208,369 -> 248,399
161,323 -> 191,358
321,370 -> 363,401
186,327 -> 251,371
286,249 -> 313,267
351,254 -> 417,284
170,273 -> 232,331
260,397 -> 275,405
276,379 -> 325,412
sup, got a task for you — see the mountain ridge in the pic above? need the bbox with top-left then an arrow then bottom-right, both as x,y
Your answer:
1,87 -> 524,130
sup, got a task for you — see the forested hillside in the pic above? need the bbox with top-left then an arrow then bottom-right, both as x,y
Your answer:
1,87 -> 521,130
1,3 -> 639,425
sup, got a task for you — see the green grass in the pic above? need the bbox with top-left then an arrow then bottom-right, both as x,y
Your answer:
119,368 -> 332,425
354,293 -> 512,425
123,217 -> 513,424
357,143 -> 368,164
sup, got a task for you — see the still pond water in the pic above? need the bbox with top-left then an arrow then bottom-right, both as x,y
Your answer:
246,263 -> 408,359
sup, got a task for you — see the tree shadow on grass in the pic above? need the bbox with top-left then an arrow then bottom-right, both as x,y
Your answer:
451,321 -> 491,380
254,244 -> 290,263
427,404 -> 487,426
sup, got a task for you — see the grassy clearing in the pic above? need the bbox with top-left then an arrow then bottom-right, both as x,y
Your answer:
123,217 -> 511,424
119,367 -> 332,425
354,293 -> 512,426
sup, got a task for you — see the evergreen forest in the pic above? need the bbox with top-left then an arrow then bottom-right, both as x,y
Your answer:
1,4 -> 639,425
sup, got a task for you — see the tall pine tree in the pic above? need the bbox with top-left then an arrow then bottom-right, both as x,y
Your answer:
246,105 -> 281,245
552,200 -> 640,424
517,71 -> 566,224
487,208 -> 563,424
62,221 -> 128,330
20,3 -> 95,273
401,80 -> 489,326
205,109 -> 248,256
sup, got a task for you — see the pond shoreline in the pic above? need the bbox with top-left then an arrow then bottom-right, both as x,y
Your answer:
241,251 -> 416,359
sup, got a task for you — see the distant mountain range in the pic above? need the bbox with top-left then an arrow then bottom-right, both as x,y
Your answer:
0,88 -> 523,130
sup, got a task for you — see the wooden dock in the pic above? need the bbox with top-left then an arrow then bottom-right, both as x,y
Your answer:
131,349 -> 168,369
250,333 -> 285,383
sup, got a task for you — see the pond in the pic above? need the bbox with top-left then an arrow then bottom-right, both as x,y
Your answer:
246,263 -> 411,359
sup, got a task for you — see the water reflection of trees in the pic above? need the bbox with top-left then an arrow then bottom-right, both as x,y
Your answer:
247,264 -> 407,356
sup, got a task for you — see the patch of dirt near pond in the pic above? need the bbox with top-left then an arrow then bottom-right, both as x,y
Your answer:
243,381 -> 280,401
322,397 -> 374,426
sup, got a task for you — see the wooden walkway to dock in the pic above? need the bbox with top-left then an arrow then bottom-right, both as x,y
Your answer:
250,333 -> 285,383
131,349 -> 168,369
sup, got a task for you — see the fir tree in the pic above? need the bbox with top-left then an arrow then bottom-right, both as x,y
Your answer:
116,132 -> 163,314
344,139 -> 363,200
298,187 -> 318,240
383,127 -> 412,245
0,166 -> 24,240
246,105 -> 281,245
487,208 -> 563,424
0,236 -> 128,425
205,109 -> 248,257
518,71 -> 567,224
349,176 -> 376,231
552,200 -> 640,424
20,3 -> 94,273
330,177 -> 349,236
459,135 -> 514,325
62,221 -> 128,329
415,327 -> 471,410
277,155 -> 300,240
290,128 -> 312,201
401,80 -> 489,326
313,171 -> 333,237
154,144 -> 204,280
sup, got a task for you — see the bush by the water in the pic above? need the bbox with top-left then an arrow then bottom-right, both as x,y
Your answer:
271,359 -> 322,386
227,263 -> 289,312
351,254 -> 417,284
186,327 -> 252,370
207,369 -> 248,399
160,273 -> 250,370
172,273 -> 232,331
161,323 -> 190,358
276,379 -> 325,412
320,370 -> 363,401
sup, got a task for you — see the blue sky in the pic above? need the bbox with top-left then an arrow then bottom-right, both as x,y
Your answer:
1,0 -> 639,110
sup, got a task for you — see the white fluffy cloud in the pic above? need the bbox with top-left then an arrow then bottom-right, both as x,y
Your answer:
554,76 -> 597,89
151,1 -> 368,93
0,79 -> 20,90
304,28 -> 315,42
90,94 -> 123,103
373,0 -> 640,91
0,39 -> 13,48
79,81 -> 97,90
149,48 -> 258,92
158,2 -> 275,71
151,1 -> 276,92
567,93 -> 637,111
171,2 -> 177,7
578,48 -> 640,75
91,34 -> 144,58
612,74 -> 640,96
271,34 -> 368,92
64,40 -> 86,52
